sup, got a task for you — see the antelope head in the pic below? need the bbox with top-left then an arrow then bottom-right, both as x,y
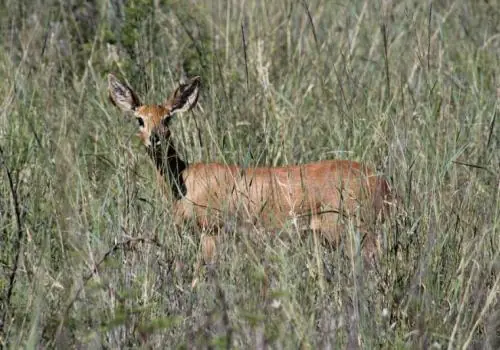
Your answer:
107,74 -> 201,150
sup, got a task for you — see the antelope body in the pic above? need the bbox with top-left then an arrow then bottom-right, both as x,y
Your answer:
108,74 -> 392,261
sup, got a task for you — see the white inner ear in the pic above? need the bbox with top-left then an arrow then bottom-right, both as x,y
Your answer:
110,84 -> 135,111
117,94 -> 132,108
172,86 -> 199,115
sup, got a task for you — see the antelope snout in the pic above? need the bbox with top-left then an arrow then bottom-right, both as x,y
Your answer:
150,133 -> 161,147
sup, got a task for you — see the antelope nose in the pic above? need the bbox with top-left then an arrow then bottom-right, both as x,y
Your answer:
150,133 -> 161,146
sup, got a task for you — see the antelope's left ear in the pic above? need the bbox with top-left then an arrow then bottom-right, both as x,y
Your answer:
164,76 -> 201,115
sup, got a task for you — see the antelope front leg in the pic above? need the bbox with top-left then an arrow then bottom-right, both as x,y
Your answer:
197,215 -> 219,267
191,233 -> 217,288
200,233 -> 217,266
191,232 -> 217,288
171,203 -> 218,287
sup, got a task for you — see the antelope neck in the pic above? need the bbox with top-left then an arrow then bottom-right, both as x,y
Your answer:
148,140 -> 187,199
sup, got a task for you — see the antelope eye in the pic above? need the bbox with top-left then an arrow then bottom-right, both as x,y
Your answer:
136,117 -> 145,127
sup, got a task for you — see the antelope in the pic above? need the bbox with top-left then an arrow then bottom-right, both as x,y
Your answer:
108,74 -> 392,268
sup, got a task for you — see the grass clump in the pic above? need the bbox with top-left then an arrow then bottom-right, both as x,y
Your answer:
0,0 -> 498,348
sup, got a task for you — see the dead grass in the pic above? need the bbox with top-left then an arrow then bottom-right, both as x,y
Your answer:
0,0 -> 498,348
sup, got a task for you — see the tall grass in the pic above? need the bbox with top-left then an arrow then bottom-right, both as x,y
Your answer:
0,0 -> 498,348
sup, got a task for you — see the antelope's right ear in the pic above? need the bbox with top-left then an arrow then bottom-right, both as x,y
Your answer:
108,74 -> 141,112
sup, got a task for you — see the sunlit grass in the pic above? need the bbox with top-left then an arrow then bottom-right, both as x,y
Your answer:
0,0 -> 498,348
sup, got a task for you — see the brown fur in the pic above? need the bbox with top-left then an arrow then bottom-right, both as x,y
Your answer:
108,74 -> 393,267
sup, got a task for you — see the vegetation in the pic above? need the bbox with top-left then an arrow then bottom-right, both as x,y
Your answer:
0,0 -> 498,348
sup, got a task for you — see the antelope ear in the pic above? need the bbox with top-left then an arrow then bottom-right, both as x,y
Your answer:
108,74 -> 141,112
164,76 -> 200,115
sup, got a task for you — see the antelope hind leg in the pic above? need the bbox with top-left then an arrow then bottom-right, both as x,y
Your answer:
310,212 -> 379,265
